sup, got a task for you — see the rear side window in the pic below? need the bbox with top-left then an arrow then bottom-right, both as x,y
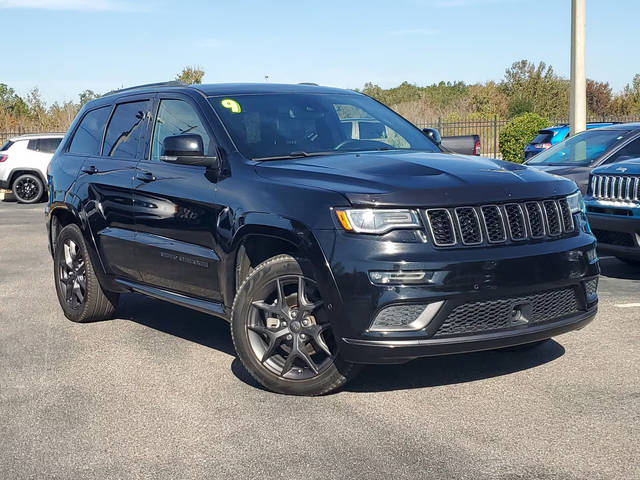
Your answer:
39,138 -> 62,153
531,131 -> 554,144
69,106 -> 111,155
103,100 -> 149,159
27,139 -> 39,151
0,140 -> 13,151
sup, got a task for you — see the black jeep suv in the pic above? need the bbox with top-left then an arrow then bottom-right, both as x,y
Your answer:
47,82 -> 599,395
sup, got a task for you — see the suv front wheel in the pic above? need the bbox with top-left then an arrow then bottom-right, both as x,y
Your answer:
12,173 -> 44,203
231,255 -> 360,396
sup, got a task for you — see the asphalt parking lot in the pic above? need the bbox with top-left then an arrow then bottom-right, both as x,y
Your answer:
0,201 -> 638,480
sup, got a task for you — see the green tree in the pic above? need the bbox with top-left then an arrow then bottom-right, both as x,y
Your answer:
176,66 -> 205,85
586,79 -> 612,117
79,89 -> 101,107
0,83 -> 28,116
500,60 -> 569,118
500,112 -> 549,163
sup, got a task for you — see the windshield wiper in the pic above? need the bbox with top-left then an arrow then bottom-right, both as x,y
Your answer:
254,151 -> 339,161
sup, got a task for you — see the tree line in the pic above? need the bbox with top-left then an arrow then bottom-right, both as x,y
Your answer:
1,61 -> 639,133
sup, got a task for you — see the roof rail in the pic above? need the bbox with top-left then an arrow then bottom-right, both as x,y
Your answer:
298,82 -> 319,86
102,80 -> 187,97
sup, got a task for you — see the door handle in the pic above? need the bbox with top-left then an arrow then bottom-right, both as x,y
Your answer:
136,170 -> 155,183
81,165 -> 98,174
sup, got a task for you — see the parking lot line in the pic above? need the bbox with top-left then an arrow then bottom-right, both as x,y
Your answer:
614,303 -> 640,308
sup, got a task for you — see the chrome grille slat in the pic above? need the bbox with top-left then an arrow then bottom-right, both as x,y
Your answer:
557,198 -> 574,232
426,209 -> 456,246
542,200 -> 562,236
480,205 -> 507,243
454,207 -> 483,245
504,203 -> 527,241
524,202 -> 546,238
591,174 -> 640,201
425,196 -> 575,248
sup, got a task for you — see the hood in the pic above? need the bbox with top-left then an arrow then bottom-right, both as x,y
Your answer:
255,151 -> 577,207
526,164 -> 587,174
593,158 -> 640,175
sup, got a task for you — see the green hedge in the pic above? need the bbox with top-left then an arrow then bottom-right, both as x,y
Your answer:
500,113 -> 550,163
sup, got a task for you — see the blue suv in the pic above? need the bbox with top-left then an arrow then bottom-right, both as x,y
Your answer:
524,122 -> 616,160
585,159 -> 640,264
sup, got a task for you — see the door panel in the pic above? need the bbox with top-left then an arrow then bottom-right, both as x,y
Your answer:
133,164 -> 221,299
76,99 -> 151,280
80,157 -> 139,280
133,96 -> 222,300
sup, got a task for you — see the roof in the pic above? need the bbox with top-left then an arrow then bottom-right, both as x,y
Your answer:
9,133 -> 65,141
190,83 -> 357,96
592,122 -> 640,131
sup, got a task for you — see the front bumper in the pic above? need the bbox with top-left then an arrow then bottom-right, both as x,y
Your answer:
314,229 -> 599,364
587,211 -> 640,260
341,307 -> 596,364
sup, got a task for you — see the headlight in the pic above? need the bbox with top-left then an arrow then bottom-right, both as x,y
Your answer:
567,191 -> 585,213
334,208 -> 421,234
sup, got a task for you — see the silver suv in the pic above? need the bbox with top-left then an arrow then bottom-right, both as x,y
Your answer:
0,133 -> 64,203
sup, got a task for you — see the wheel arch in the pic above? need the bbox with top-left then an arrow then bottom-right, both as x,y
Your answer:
8,168 -> 46,188
223,214 -> 339,312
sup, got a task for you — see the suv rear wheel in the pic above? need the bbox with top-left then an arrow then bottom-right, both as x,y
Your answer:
231,255 -> 360,395
53,224 -> 119,322
12,173 -> 44,203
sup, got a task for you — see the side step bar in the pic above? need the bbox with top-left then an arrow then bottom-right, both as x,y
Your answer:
116,279 -> 227,320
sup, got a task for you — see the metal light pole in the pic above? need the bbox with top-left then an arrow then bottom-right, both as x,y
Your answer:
570,0 -> 586,135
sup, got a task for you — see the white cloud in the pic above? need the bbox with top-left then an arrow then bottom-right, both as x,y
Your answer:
0,0 -> 140,11
387,28 -> 439,37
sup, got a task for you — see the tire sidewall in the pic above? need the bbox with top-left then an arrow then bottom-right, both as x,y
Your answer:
53,224 -> 91,322
12,173 -> 44,204
231,255 -> 354,396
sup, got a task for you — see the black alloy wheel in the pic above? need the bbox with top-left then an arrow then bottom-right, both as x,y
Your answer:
231,255 -> 359,396
58,238 -> 87,310
12,173 -> 44,203
53,224 -> 119,322
248,274 -> 334,380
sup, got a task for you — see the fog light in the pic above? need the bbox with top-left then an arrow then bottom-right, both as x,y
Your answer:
369,301 -> 444,332
369,270 -> 433,285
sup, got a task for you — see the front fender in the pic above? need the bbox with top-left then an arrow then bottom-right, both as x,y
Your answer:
220,210 -> 340,313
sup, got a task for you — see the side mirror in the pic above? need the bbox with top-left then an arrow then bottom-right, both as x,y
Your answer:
160,134 -> 219,169
422,128 -> 442,145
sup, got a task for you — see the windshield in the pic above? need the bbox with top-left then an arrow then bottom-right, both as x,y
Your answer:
526,129 -> 628,166
208,92 -> 440,160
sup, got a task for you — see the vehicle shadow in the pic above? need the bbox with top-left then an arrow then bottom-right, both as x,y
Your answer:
116,292 -> 566,394
345,340 -> 565,393
116,292 -> 236,357
598,256 -> 640,281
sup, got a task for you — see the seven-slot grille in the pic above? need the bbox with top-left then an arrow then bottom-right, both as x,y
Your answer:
425,197 -> 575,247
590,175 -> 640,201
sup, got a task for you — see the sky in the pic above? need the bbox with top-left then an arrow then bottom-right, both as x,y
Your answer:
1,0 -> 638,104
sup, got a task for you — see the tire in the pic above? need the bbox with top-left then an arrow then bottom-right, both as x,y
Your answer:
53,224 -> 119,323
495,339 -> 549,352
12,173 -> 44,204
231,254 -> 360,396
615,256 -> 640,266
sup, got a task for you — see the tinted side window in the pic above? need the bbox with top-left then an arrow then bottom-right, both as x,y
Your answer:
39,138 -> 62,153
103,100 -> 150,159
151,99 -> 212,162
606,137 -> 640,163
27,139 -> 39,151
69,106 -> 111,155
